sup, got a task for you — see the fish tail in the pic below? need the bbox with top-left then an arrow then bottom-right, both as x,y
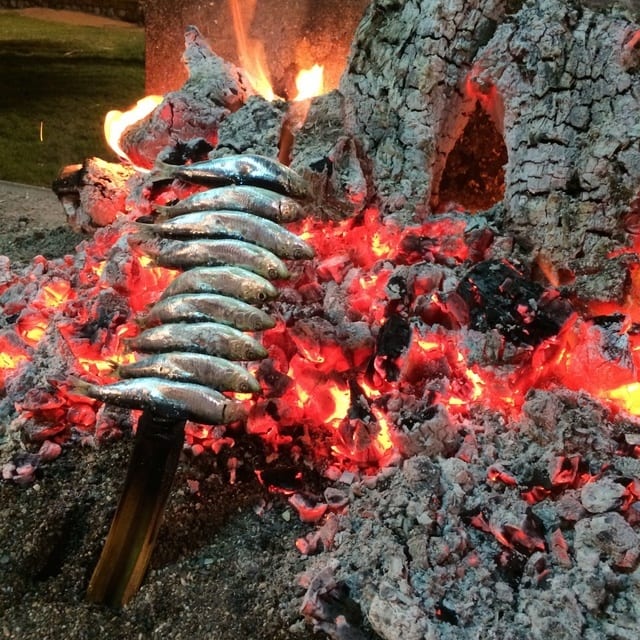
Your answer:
151,159 -> 178,183
127,233 -> 161,261
133,222 -> 161,239
153,204 -> 172,218
68,375 -> 96,398
133,312 -> 152,329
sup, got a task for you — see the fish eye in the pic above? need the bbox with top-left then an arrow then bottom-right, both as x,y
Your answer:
268,267 -> 279,279
239,382 -> 250,392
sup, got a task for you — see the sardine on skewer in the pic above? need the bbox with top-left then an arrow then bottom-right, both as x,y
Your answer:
140,293 -> 276,331
117,352 -> 261,394
134,237 -> 290,280
137,209 -> 314,260
126,322 -> 268,361
151,154 -> 310,200
71,376 -> 246,424
155,185 -> 303,223
159,266 -> 279,304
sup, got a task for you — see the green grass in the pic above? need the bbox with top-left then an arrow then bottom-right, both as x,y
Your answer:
0,11 -> 145,186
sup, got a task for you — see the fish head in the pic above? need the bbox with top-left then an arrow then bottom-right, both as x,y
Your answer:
279,199 -> 303,222
267,263 -> 290,280
291,242 -> 315,260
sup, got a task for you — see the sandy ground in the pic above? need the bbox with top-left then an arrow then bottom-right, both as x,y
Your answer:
0,180 -> 83,265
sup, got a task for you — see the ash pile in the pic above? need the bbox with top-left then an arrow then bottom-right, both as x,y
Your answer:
2,0 -> 640,639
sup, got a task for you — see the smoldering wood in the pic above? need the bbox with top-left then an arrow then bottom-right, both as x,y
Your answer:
52,157 -> 136,231
120,26 -> 255,169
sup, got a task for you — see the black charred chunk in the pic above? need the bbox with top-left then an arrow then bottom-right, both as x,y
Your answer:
456,260 -> 572,345
373,313 -> 412,381
158,138 -> 214,165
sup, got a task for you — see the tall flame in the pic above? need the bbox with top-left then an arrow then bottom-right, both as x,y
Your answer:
228,0 -> 276,101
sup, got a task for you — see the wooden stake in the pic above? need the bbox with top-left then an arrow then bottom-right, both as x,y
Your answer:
87,411 -> 185,607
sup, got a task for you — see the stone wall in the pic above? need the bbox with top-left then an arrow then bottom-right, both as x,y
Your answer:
0,0 -> 142,23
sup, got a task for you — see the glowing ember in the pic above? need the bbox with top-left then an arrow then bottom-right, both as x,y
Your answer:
104,96 -> 163,168
4,161 -> 640,478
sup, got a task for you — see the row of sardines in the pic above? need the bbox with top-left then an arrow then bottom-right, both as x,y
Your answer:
75,154 -> 314,425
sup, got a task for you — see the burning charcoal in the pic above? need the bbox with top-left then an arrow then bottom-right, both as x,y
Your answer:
300,561 -> 367,639
257,465 -> 304,493
456,260 -> 572,345
324,487 -> 350,511
53,158 -> 135,231
155,138 -> 214,167
372,313 -> 412,382
368,593 -> 433,640
435,601 -> 459,625
402,456 -> 443,502
549,528 -> 572,568
296,513 -> 340,555
1,452 -> 41,485
288,493 -> 328,523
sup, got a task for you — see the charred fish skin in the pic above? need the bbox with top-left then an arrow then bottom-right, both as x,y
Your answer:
118,352 -> 261,393
141,293 -> 276,331
72,376 -> 247,424
155,185 -> 303,223
126,322 -> 269,361
138,210 -> 314,260
151,154 -> 310,200
159,266 -> 279,304
138,237 -> 290,280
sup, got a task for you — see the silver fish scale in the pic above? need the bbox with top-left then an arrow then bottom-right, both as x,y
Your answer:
87,155 -> 313,426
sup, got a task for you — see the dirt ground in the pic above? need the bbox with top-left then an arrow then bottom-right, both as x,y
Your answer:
0,180 -> 83,265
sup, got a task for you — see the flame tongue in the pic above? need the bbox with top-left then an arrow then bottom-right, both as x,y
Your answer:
104,96 -> 163,168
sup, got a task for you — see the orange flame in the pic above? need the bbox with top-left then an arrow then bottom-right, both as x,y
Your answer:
104,95 -> 163,169
293,64 -> 324,102
228,0 -> 276,101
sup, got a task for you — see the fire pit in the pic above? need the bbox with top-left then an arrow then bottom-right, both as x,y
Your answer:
2,0 -> 640,638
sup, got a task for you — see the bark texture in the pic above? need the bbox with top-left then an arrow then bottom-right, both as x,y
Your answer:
338,0 -> 640,276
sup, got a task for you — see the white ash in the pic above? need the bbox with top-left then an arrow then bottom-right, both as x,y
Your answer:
580,478 -> 627,513
299,394 -> 640,639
